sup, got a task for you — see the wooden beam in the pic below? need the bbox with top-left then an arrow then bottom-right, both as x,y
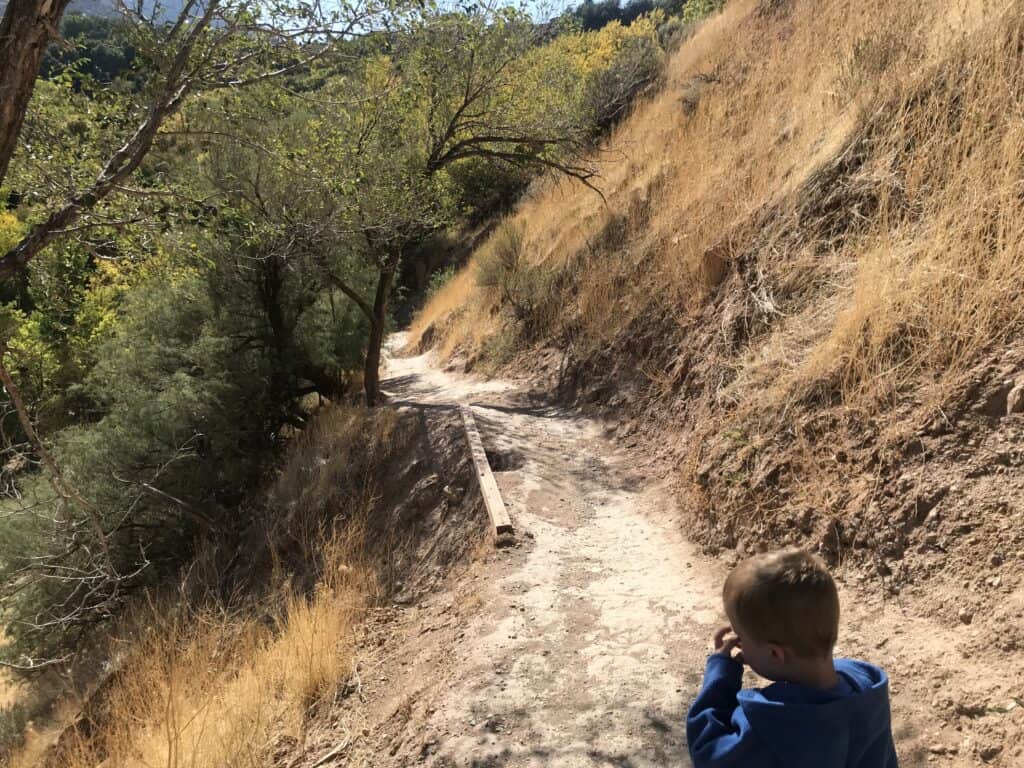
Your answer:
460,405 -> 514,537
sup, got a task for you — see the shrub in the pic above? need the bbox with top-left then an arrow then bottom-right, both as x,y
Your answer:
657,15 -> 695,52
0,240 -> 369,664
584,19 -> 665,130
0,702 -> 29,759
476,221 -> 558,338
427,266 -> 458,300
682,0 -> 726,25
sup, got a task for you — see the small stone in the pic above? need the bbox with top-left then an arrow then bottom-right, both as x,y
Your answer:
958,608 -> 973,625
1007,383 -> 1024,415
980,744 -> 1003,762
991,553 -> 1003,566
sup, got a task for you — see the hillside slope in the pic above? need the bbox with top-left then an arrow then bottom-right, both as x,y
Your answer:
348,342 -> 1015,767
412,0 -> 1024,761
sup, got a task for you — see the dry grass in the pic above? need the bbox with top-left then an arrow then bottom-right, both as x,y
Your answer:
413,0 -> 1024,415
0,676 -> 18,712
37,550 -> 369,768
4,406 -> 402,768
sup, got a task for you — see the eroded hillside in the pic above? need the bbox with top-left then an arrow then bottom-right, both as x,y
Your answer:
412,0 -> 1024,760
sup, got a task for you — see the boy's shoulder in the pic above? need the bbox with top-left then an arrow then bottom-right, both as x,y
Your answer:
743,658 -> 889,707
735,659 -> 897,767
737,658 -> 891,726
833,658 -> 890,688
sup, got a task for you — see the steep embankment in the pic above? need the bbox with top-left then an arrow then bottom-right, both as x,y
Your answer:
3,404 -> 488,768
410,0 -> 1024,763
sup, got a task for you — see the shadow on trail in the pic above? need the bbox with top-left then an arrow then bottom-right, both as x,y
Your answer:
460,705 -> 687,768
450,694 -> 690,768
385,399 -> 459,413
466,400 -> 581,422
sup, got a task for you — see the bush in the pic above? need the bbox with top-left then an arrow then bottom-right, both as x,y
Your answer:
0,702 -> 29,759
584,20 -> 665,130
476,221 -> 557,337
657,15 -> 695,52
682,0 -> 726,25
0,239 -> 369,663
445,157 -> 531,224
426,266 -> 457,300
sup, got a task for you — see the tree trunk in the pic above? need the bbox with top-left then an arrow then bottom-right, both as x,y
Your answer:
363,258 -> 398,407
0,0 -> 73,188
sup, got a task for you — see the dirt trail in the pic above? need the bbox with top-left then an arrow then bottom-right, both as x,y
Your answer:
357,335 -> 1019,768
379,335 -> 721,767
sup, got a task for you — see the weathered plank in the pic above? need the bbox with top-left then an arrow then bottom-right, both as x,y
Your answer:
460,405 -> 514,536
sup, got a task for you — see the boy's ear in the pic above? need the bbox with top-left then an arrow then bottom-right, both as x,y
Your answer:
767,643 -> 787,665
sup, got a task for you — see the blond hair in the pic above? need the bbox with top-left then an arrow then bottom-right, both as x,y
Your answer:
723,548 -> 840,658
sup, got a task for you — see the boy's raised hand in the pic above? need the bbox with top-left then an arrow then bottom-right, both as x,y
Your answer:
713,625 -> 744,663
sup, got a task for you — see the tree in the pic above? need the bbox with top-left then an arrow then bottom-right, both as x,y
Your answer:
0,0 -> 75,186
187,5 -> 602,407
40,13 -> 139,86
0,0 -> 395,283
317,6 -> 600,405
0,1 -> 405,665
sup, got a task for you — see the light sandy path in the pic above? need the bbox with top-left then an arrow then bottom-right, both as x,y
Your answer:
380,335 -> 724,768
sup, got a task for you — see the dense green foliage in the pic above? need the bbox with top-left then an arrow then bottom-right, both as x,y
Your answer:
41,14 -> 138,86
681,0 -> 726,23
0,0 -> 682,668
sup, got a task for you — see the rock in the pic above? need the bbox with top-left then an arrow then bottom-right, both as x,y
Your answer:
991,552 -> 1003,566
1007,383 -> 1024,415
616,420 -> 638,438
954,699 -> 988,717
916,485 -> 950,521
958,608 -> 973,625
979,743 -> 1003,762
798,508 -> 815,534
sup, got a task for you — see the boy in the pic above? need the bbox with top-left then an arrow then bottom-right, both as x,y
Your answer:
686,548 -> 898,767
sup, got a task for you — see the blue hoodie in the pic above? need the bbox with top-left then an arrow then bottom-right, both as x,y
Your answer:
686,655 -> 898,768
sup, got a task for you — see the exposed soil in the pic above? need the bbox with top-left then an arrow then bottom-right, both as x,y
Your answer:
313,336 -> 1023,768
